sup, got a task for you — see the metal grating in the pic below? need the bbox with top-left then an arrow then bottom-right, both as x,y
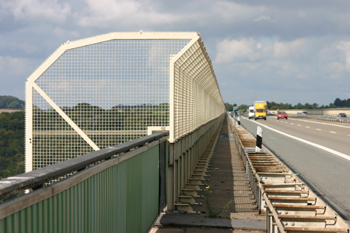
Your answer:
171,38 -> 224,141
27,35 -> 191,171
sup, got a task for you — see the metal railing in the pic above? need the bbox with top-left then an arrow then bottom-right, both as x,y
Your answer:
167,113 -> 224,211
0,131 -> 168,233
229,116 -> 262,211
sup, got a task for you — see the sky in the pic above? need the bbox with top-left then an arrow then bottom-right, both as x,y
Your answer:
1,0 -> 350,106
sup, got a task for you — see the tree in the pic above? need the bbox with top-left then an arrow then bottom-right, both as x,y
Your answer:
295,103 -> 304,109
346,99 -> 350,107
334,98 -> 342,107
237,104 -> 249,111
0,111 -> 25,180
225,103 -> 233,111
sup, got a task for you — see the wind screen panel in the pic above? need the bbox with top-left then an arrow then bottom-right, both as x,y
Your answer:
32,89 -> 94,170
32,39 -> 189,167
173,40 -> 224,140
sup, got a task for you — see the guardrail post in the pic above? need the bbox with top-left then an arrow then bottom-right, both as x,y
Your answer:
167,143 -> 175,211
256,126 -> 262,153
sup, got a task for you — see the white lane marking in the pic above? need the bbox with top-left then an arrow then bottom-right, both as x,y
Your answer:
306,126 -> 310,128
330,131 -> 336,134
249,120 -> 350,161
316,129 -> 321,131
290,118 -> 350,129
290,123 -> 294,125
297,124 -> 301,126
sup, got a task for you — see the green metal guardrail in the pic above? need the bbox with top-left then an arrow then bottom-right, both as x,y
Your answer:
0,131 -> 168,233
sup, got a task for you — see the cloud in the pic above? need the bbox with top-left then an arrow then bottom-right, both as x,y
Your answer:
253,15 -> 274,22
74,0 -> 186,28
272,39 -> 311,59
1,0 -> 350,105
336,41 -> 350,71
2,0 -> 71,23
212,1 -> 265,23
0,56 -> 35,75
214,36 -> 350,103
214,37 -> 317,65
0,55 -> 41,99
215,38 -> 263,63
214,37 -> 347,69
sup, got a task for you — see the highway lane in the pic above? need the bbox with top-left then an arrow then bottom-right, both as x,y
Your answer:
251,116 -> 350,156
239,116 -> 350,221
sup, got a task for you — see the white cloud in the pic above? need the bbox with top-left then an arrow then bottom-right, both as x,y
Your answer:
0,55 -> 39,77
0,55 -> 41,100
253,15 -> 274,22
215,38 -> 262,63
1,0 -> 350,105
2,0 -> 71,23
215,37 -> 319,65
272,38 -> 311,59
75,0 -> 185,28
52,27 -> 80,39
336,41 -> 350,71
212,1 -> 265,22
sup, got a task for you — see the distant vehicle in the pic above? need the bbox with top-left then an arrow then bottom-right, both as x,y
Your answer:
248,106 -> 255,119
254,101 -> 267,120
338,113 -> 347,117
297,112 -> 308,116
266,110 -> 274,116
277,111 -> 288,120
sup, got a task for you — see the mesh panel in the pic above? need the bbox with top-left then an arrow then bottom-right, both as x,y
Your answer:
173,40 -> 224,140
32,39 -> 190,169
32,89 -> 94,170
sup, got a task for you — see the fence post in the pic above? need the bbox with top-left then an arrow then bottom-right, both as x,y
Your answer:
256,126 -> 262,153
167,143 -> 175,211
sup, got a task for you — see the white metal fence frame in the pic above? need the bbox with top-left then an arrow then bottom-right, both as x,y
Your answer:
25,31 -> 224,180
169,34 -> 225,142
25,31 -> 198,173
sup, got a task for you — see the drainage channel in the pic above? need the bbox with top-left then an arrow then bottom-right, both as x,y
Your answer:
230,115 -> 350,233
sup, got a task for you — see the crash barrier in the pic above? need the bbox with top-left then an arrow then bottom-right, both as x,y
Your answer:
0,131 -> 168,233
289,115 -> 350,124
168,113 -> 225,212
229,114 -> 350,233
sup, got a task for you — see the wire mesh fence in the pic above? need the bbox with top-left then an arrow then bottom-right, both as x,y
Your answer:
26,32 -> 224,172
171,38 -> 224,141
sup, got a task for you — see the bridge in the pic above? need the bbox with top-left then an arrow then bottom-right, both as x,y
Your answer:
1,32 -> 350,233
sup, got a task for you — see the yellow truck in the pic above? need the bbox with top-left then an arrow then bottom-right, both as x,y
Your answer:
254,101 -> 267,120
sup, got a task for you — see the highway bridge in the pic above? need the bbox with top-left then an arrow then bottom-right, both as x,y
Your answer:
1,31 -> 350,233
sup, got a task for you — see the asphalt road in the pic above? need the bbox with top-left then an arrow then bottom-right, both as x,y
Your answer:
239,116 -> 350,221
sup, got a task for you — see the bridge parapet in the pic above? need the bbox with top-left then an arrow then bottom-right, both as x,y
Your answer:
0,131 -> 169,232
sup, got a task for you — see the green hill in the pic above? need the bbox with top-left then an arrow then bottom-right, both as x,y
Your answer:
0,96 -> 25,110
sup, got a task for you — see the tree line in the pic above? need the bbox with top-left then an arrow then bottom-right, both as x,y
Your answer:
225,98 -> 350,111
0,96 -> 25,110
0,111 -> 25,180
33,102 -> 169,131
